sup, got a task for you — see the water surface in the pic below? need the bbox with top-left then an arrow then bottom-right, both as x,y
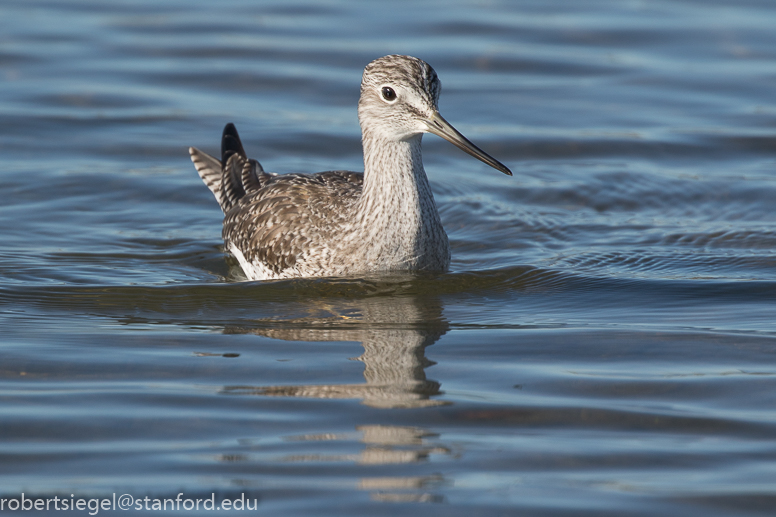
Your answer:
1,0 -> 776,515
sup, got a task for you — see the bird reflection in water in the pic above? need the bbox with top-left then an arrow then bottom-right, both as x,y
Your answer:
220,292 -> 452,502
221,293 -> 449,408
287,424 -> 449,503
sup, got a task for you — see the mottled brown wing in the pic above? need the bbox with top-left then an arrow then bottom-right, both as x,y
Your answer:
222,170 -> 363,277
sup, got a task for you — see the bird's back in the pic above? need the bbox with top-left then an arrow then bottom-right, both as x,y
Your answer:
223,169 -> 363,279
189,124 -> 364,280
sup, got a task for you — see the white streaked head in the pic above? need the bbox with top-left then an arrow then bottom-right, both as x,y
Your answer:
359,54 -> 440,141
358,55 -> 512,176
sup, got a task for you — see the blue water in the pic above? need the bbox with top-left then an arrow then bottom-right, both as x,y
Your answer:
1,1 -> 776,515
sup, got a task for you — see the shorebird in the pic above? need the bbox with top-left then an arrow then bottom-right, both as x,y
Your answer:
189,54 -> 511,280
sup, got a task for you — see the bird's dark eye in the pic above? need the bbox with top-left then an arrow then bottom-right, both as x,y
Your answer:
381,87 -> 397,102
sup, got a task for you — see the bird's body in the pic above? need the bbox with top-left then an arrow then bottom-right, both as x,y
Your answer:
190,55 -> 510,280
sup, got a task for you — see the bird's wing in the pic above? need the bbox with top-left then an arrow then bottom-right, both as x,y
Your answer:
222,171 -> 363,277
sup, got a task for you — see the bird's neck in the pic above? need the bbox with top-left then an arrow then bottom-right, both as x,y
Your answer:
355,131 -> 449,270
360,132 -> 429,211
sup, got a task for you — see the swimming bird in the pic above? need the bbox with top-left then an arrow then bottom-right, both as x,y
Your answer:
189,54 -> 511,280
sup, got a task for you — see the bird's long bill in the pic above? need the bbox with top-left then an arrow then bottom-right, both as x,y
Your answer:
425,111 -> 512,176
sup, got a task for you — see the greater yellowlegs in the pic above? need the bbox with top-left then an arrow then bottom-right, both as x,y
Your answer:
189,54 -> 511,280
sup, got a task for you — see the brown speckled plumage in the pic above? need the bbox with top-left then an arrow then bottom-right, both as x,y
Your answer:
189,55 -> 511,280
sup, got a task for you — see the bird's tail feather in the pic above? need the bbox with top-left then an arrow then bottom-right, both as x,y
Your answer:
189,123 -> 267,213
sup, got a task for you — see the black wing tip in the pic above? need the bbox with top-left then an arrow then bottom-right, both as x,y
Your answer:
221,122 -> 247,163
